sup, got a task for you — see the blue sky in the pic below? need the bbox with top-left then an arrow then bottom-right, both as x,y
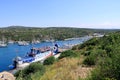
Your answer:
0,0 -> 120,29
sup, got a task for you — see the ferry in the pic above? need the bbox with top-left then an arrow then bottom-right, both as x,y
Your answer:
9,44 -> 59,69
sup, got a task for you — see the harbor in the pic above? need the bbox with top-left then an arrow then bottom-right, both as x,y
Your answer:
0,36 -> 92,72
8,48 -> 67,74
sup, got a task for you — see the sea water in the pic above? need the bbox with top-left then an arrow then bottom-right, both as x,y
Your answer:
0,36 -> 90,72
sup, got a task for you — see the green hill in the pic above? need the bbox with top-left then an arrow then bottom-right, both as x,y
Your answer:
73,32 -> 120,80
15,31 -> 120,80
0,26 -> 118,41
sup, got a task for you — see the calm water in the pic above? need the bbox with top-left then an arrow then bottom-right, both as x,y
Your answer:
0,36 -> 90,72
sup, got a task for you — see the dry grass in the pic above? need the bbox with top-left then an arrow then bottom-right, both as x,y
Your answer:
40,56 -> 93,80
74,66 -> 93,79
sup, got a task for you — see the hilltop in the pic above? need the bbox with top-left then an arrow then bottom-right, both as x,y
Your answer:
0,26 -> 118,41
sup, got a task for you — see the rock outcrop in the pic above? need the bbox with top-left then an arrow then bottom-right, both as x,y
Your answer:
0,71 -> 15,80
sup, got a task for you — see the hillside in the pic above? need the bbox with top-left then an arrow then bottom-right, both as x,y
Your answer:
0,26 -> 118,41
72,31 -> 120,80
15,31 -> 120,80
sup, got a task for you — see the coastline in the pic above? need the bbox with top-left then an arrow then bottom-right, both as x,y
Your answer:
0,35 -> 94,74
8,48 -> 68,74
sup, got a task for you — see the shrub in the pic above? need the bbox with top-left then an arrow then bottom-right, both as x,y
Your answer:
84,51 -> 91,56
24,62 -> 45,75
78,44 -> 85,50
43,56 -> 55,65
72,45 -> 77,50
90,68 -> 103,80
15,62 -> 45,80
86,46 -> 93,51
83,56 -> 96,66
59,50 -> 77,59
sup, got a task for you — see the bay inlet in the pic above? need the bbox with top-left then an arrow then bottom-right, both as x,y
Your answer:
0,36 -> 91,72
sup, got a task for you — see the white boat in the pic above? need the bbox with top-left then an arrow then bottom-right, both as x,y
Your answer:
0,36 -> 7,47
8,40 -> 14,44
9,44 -> 59,69
0,41 -> 7,47
18,41 -> 29,46
45,39 -> 55,42
31,40 -> 40,44
0,44 -> 7,47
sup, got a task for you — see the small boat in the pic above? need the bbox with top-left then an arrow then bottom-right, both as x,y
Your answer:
8,40 -> 14,44
44,39 -> 55,42
9,44 -> 59,69
18,41 -> 29,46
31,40 -> 40,44
0,36 -> 7,47
0,41 -> 7,47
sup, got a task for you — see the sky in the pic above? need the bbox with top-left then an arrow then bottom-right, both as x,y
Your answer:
0,0 -> 120,29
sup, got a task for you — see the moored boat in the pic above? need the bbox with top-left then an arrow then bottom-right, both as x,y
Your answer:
18,41 -> 29,46
8,40 -> 14,44
0,41 -> 7,47
0,36 -> 7,47
31,40 -> 40,44
9,44 -> 59,69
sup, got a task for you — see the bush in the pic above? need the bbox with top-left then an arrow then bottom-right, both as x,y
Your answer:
15,62 -> 45,80
78,44 -> 85,50
59,50 -> 77,59
83,56 -> 96,66
43,56 -> 55,65
72,45 -> 77,50
84,51 -> 91,56
24,62 -> 45,75
86,46 -> 93,51
90,68 -> 103,80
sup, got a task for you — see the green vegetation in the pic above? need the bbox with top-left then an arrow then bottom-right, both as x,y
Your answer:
83,56 -> 96,66
15,31 -> 120,80
43,56 -> 55,65
73,32 -> 120,80
58,50 -> 77,59
15,62 -> 45,80
0,26 -> 117,41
